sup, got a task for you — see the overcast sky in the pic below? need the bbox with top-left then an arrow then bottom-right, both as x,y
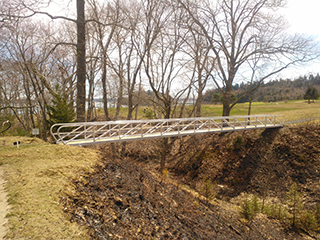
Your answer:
282,0 -> 320,37
276,0 -> 320,78
46,0 -> 320,79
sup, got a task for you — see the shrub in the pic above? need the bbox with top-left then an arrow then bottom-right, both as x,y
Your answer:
251,195 -> 260,215
239,194 -> 260,221
199,177 -> 215,202
261,200 -> 289,222
315,203 -> 320,227
144,108 -> 154,119
286,183 -> 304,229
301,211 -> 317,231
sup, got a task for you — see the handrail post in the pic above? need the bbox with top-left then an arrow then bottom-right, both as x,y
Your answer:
265,116 -> 267,126
93,125 -> 96,142
50,114 -> 285,145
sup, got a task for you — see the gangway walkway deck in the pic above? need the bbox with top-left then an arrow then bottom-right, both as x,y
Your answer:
50,115 -> 284,146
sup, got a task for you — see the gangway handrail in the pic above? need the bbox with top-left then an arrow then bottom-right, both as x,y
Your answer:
144,122 -> 165,135
164,120 -> 181,133
50,114 -> 284,146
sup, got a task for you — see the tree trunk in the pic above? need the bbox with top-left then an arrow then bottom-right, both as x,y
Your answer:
248,99 -> 252,116
164,100 -> 171,119
127,93 -> 133,120
76,0 -> 86,122
222,81 -> 233,117
115,77 -> 124,120
222,100 -> 231,116
87,72 -> 94,121
195,92 -> 203,117
247,98 -> 252,125
102,64 -> 110,121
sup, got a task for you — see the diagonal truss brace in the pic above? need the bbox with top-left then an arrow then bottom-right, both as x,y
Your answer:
50,115 -> 284,146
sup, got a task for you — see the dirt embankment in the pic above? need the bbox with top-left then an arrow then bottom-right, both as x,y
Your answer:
63,157 -> 297,239
164,125 -> 320,202
64,124 -> 320,239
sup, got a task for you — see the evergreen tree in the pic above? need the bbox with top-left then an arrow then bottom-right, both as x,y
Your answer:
211,93 -> 222,104
304,87 -> 319,103
47,93 -> 76,128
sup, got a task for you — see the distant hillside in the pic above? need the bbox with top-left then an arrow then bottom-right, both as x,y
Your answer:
203,73 -> 320,103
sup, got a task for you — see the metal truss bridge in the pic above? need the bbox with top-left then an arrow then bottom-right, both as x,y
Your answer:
50,115 -> 284,146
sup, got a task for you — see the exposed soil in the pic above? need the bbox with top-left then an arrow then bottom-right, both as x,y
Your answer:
63,124 -> 320,239
165,125 -> 320,203
63,157 -> 300,239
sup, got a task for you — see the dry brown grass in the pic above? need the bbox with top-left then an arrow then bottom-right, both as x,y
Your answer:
0,100 -> 319,238
0,136 -> 101,239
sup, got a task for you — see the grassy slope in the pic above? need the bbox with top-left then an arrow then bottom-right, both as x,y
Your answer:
0,100 -> 319,238
0,137 -> 101,239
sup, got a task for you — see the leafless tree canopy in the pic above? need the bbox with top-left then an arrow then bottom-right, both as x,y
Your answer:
177,0 -> 319,115
0,0 -> 319,137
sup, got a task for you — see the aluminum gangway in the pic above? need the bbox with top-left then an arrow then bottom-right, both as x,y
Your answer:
50,115 -> 284,146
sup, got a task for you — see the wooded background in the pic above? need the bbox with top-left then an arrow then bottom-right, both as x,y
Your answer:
0,0 -> 319,140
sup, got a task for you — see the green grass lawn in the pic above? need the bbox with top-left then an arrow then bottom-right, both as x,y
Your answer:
106,100 -> 320,122
186,100 -> 319,122
229,100 -> 320,122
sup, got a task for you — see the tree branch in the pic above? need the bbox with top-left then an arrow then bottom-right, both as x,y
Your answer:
0,105 -> 37,111
22,9 -> 76,23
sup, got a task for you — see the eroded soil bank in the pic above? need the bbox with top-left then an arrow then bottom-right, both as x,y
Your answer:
63,157 -> 297,239
63,124 -> 320,239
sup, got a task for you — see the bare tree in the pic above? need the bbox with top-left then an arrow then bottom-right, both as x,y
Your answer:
177,0 -> 320,116
7,0 -> 85,122
182,21 -> 214,117
145,1 -> 189,119
105,23 -> 128,120
87,0 -> 121,121
0,17 -> 77,138
86,32 -> 100,121
143,0 -> 192,170
1,20 -> 51,135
